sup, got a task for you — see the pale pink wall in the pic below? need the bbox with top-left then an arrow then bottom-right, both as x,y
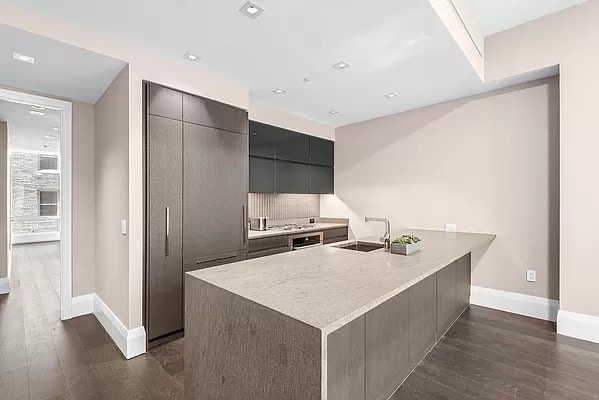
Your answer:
485,0 -> 599,318
94,66 -> 129,325
322,78 -> 560,300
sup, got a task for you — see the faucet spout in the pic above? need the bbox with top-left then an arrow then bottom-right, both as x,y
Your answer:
365,217 -> 391,250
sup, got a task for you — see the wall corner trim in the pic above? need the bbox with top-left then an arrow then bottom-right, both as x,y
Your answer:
470,286 -> 559,322
92,294 -> 146,359
557,310 -> 599,344
0,277 -> 9,294
71,294 -> 94,317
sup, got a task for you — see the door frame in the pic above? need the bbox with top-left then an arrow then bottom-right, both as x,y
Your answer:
0,88 -> 73,320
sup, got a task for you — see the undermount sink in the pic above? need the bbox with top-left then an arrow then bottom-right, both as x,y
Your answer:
334,241 -> 384,252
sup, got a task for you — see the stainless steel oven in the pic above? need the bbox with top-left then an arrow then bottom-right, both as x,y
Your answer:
288,231 -> 324,250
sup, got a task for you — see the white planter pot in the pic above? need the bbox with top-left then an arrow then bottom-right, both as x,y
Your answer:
390,241 -> 421,255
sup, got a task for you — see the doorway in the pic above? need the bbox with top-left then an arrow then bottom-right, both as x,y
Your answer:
0,88 -> 73,320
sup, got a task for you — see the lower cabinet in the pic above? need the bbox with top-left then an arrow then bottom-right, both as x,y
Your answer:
323,227 -> 349,245
248,235 -> 290,259
327,254 -> 471,400
183,250 -> 247,272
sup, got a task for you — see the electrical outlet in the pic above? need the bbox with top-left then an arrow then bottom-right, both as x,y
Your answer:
121,219 -> 127,236
526,269 -> 536,283
445,223 -> 457,232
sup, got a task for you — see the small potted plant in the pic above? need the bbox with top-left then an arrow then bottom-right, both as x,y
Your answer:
391,234 -> 422,255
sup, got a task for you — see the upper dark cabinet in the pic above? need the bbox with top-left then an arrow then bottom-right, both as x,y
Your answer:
148,85 -> 182,120
310,136 -> 334,167
275,130 -> 310,163
183,93 -> 248,135
310,165 -> 334,194
275,161 -> 310,194
249,157 -> 275,193
249,121 -> 276,158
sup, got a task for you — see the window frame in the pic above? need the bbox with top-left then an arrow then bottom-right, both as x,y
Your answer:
38,154 -> 60,173
39,190 -> 60,217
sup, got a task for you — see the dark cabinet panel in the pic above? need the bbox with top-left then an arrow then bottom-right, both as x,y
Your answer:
183,251 -> 247,273
275,129 -> 310,163
249,121 -> 276,158
436,262 -> 457,335
409,275 -> 436,361
183,94 -> 248,134
249,157 -> 275,193
275,160 -> 310,193
147,115 -> 183,341
310,165 -> 334,194
183,123 -> 248,259
310,136 -> 334,166
456,254 -> 472,313
148,85 -> 182,120
327,316 -> 365,400
365,290 -> 410,400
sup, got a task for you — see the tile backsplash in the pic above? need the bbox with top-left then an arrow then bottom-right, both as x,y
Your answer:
248,193 -> 320,221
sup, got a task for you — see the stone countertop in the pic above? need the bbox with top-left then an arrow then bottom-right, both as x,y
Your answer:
187,229 -> 495,334
248,222 -> 348,239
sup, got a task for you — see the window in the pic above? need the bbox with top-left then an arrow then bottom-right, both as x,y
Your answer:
38,155 -> 59,171
39,190 -> 59,216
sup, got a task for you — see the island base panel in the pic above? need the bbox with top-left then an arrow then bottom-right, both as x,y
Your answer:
185,276 -> 322,400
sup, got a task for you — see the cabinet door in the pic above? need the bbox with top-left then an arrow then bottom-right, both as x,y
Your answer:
275,129 -> 310,163
249,157 -> 275,193
275,160 -> 310,193
365,291 -> 409,400
310,136 -> 334,166
310,165 -> 334,194
183,94 -> 248,134
436,262 -> 457,334
183,123 -> 248,259
456,254 -> 471,312
409,275 -> 436,361
147,115 -> 183,341
249,121 -> 276,158
148,84 -> 182,120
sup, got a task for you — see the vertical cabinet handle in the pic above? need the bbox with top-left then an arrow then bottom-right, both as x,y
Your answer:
242,205 -> 246,246
165,206 -> 170,257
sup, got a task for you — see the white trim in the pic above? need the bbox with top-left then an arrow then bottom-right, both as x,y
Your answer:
12,232 -> 60,244
557,310 -> 599,344
471,286 -> 559,322
0,277 -> 9,294
93,294 -> 146,359
0,88 -> 73,320
71,294 -> 94,317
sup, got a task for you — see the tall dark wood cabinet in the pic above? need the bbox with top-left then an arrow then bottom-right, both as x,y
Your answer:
145,82 -> 249,344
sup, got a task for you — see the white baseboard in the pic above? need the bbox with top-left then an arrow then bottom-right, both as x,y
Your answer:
71,294 -> 94,317
0,277 -> 9,294
12,232 -> 60,244
471,286 -> 559,322
92,294 -> 146,359
557,310 -> 599,344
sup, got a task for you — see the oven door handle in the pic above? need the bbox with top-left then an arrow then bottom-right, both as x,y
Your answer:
292,242 -> 323,251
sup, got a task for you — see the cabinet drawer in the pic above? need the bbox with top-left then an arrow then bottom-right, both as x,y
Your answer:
183,251 -> 246,272
323,227 -> 348,240
249,235 -> 289,252
183,94 -> 248,134
248,246 -> 290,259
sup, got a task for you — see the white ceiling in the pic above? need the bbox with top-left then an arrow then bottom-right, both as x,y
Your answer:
466,0 -> 588,38
0,99 -> 61,152
0,0 -> 583,126
0,23 -> 127,104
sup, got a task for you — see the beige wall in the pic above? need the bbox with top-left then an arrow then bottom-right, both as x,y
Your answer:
72,102 -> 96,296
0,121 -> 8,281
94,66 -> 129,325
249,100 -> 336,141
484,0 -> 599,317
322,78 -> 560,300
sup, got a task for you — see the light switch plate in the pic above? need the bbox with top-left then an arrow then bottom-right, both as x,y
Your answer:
445,223 -> 457,232
526,269 -> 536,283
121,219 -> 127,236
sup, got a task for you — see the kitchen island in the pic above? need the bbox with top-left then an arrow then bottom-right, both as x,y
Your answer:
185,229 -> 495,400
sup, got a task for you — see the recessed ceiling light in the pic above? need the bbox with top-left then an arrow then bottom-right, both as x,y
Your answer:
45,135 -> 56,139
272,88 -> 286,95
31,105 -> 46,111
41,145 -> 49,149
53,127 -> 60,131
385,92 -> 398,99
333,61 -> 351,70
303,77 -> 311,83
13,52 -> 35,64
240,1 -> 265,18
329,110 -> 339,115
29,110 -> 45,116
184,52 -> 200,62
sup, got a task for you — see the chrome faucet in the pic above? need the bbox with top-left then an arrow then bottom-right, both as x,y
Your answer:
365,217 -> 391,250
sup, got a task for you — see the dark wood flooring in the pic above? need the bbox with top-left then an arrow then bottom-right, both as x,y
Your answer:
2,243 -> 599,399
